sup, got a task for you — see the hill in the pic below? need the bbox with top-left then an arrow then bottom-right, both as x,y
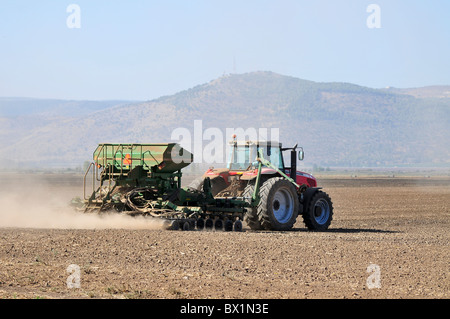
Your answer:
1,72 -> 449,169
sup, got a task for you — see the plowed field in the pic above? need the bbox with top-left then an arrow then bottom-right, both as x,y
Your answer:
0,174 -> 448,299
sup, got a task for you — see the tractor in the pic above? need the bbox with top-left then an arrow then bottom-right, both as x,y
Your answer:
193,138 -> 333,231
73,141 -> 333,232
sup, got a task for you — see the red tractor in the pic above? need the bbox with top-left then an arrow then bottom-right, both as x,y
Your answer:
195,139 -> 333,231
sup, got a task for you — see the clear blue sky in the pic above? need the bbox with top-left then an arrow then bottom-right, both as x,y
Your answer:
0,0 -> 449,100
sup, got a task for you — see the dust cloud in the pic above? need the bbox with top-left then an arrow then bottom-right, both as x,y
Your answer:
0,174 -> 165,230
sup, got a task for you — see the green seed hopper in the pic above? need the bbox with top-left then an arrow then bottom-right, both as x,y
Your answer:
82,143 -> 192,207
93,143 -> 192,175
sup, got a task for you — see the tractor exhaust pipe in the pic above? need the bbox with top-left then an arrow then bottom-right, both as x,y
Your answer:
290,149 -> 297,180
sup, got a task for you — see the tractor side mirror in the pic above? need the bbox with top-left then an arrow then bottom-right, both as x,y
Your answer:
298,148 -> 304,161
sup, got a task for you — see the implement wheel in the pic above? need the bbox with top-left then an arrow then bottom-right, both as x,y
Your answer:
182,221 -> 191,231
196,218 -> 205,230
233,220 -> 243,232
224,219 -> 233,232
205,218 -> 214,230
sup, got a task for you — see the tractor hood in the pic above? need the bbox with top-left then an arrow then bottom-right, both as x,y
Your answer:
240,167 -> 277,180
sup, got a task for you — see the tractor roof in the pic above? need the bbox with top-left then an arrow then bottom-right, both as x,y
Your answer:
228,140 -> 282,147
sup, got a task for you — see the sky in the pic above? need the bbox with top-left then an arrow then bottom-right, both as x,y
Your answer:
0,0 -> 449,100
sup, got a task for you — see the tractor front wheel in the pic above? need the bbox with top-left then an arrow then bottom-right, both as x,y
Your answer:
302,191 -> 333,231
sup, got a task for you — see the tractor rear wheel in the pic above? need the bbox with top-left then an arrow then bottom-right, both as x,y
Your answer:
302,191 -> 333,231
257,177 -> 299,231
242,180 -> 263,230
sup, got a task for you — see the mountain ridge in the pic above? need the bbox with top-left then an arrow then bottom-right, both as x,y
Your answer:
1,71 -> 449,168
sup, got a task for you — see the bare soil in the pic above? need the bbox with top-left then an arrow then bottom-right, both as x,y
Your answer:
0,174 -> 448,299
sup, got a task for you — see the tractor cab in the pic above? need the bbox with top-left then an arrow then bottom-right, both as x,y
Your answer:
201,138 -> 315,196
227,140 -> 310,183
227,140 -> 284,171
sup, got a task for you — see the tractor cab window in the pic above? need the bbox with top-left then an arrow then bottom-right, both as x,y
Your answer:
228,144 -> 283,170
258,146 -> 283,170
228,144 -> 257,170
